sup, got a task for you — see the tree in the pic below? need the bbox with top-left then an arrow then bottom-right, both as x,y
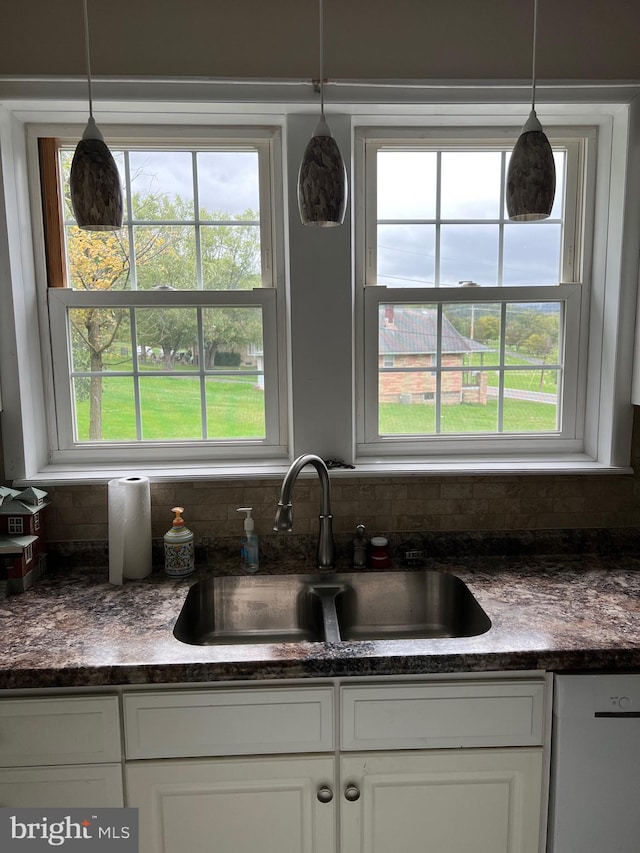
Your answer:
200,213 -> 261,291
474,315 -> 500,343
67,228 -> 130,439
202,307 -> 262,369
64,154 -> 265,438
136,307 -> 197,370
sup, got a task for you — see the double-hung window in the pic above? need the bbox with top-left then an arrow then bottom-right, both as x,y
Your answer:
41,127 -> 286,467
357,127 -> 592,460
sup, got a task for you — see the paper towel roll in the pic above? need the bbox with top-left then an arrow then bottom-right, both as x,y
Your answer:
108,476 -> 152,583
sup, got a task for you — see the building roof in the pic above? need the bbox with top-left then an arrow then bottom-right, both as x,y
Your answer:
379,307 -> 493,356
16,487 -> 48,506
0,497 -> 49,516
0,535 -> 39,553
0,486 -> 20,506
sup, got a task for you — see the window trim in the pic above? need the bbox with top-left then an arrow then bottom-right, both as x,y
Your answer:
360,283 -> 583,457
354,125 -> 598,462
37,125 -> 290,465
0,96 -> 637,481
359,127 -> 592,287
48,288 -> 285,463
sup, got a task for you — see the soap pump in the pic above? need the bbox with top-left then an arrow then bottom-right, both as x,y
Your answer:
237,507 -> 259,573
164,506 -> 195,577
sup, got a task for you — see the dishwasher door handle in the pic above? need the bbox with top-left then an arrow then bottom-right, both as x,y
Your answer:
594,711 -> 640,718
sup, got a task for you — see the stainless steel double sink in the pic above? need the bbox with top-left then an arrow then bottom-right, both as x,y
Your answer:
173,570 -> 491,646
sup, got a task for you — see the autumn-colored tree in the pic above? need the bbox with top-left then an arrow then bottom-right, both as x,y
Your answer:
63,145 -> 264,438
67,221 -> 177,438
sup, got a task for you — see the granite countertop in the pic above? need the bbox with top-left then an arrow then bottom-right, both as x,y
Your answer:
0,556 -> 639,689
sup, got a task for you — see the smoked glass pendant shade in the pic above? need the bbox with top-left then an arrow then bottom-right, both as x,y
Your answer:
69,0 -> 123,231
298,117 -> 348,227
70,117 -> 123,231
506,109 -> 556,221
297,0 -> 348,227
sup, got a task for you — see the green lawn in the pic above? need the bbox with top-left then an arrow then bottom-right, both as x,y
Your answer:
75,374 -> 557,442
380,398 -> 558,434
467,352 -> 559,394
75,375 -> 265,440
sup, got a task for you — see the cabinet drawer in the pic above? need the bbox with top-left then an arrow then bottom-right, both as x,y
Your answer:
341,679 -> 546,750
0,764 -> 123,807
0,696 -> 121,767
124,687 -> 334,759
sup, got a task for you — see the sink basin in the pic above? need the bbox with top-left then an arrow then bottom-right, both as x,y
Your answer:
173,570 -> 491,646
173,575 -> 325,645
335,571 -> 491,640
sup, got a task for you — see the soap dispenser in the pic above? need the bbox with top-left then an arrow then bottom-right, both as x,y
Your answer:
237,507 -> 259,573
164,506 -> 195,577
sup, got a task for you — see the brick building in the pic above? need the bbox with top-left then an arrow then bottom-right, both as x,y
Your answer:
379,306 -> 492,405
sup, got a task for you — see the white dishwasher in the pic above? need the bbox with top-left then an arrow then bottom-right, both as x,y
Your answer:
548,673 -> 640,853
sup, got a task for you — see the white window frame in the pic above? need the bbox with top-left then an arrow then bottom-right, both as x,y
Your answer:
361,284 -> 583,456
361,130 -> 586,287
352,122 -> 631,466
8,517 -> 23,535
1,92 -> 639,481
38,125 -> 289,467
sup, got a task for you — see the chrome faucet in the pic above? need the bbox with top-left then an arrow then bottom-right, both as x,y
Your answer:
273,453 -> 335,569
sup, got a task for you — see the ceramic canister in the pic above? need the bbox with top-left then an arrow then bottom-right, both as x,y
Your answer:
164,506 -> 195,577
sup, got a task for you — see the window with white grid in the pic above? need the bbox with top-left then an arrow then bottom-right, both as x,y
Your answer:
43,129 -> 287,465
358,129 -> 591,458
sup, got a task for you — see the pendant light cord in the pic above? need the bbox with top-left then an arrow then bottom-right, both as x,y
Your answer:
319,0 -> 325,119
82,0 -> 94,120
531,0 -> 538,111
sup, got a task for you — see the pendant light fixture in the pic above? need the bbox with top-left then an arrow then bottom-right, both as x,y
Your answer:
297,0 -> 348,227
506,0 -> 556,221
69,0 -> 123,231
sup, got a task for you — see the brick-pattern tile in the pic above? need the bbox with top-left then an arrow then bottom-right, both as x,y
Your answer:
30,410 -> 640,543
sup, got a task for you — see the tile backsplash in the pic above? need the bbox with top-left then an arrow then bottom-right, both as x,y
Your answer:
43,469 -> 640,547
8,411 -> 640,554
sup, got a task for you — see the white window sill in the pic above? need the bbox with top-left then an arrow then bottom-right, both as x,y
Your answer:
11,454 -> 632,486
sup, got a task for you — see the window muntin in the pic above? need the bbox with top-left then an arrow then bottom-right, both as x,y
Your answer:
8,518 -> 23,535
359,130 -> 587,457
67,304 -> 265,443
367,139 -> 579,289
377,300 -> 563,437
46,134 -> 285,457
61,147 -> 265,292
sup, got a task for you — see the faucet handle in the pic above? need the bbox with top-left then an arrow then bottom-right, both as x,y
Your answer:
273,502 -> 293,532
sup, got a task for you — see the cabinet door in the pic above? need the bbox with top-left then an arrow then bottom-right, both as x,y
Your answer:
0,764 -> 124,807
341,748 -> 542,853
127,755 -> 336,853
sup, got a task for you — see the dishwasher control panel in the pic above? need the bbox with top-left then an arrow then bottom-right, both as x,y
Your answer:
594,674 -> 640,715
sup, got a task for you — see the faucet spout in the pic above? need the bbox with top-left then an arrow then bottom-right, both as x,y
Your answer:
274,453 -> 335,569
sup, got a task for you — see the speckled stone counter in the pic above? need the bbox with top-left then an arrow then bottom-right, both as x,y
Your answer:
0,556 -> 639,689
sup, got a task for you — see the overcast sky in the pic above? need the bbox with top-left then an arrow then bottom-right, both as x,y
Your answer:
110,147 -> 564,286
124,150 -> 260,218
377,150 -> 565,287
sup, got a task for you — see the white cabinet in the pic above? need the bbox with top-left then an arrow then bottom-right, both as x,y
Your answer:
0,695 -> 123,807
124,685 -> 336,853
127,756 -> 335,853
341,749 -> 543,853
123,685 -> 334,759
124,676 -> 547,853
0,764 -> 123,808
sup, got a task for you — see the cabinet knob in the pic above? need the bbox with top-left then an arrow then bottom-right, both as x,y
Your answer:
317,786 -> 334,803
344,784 -> 361,802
